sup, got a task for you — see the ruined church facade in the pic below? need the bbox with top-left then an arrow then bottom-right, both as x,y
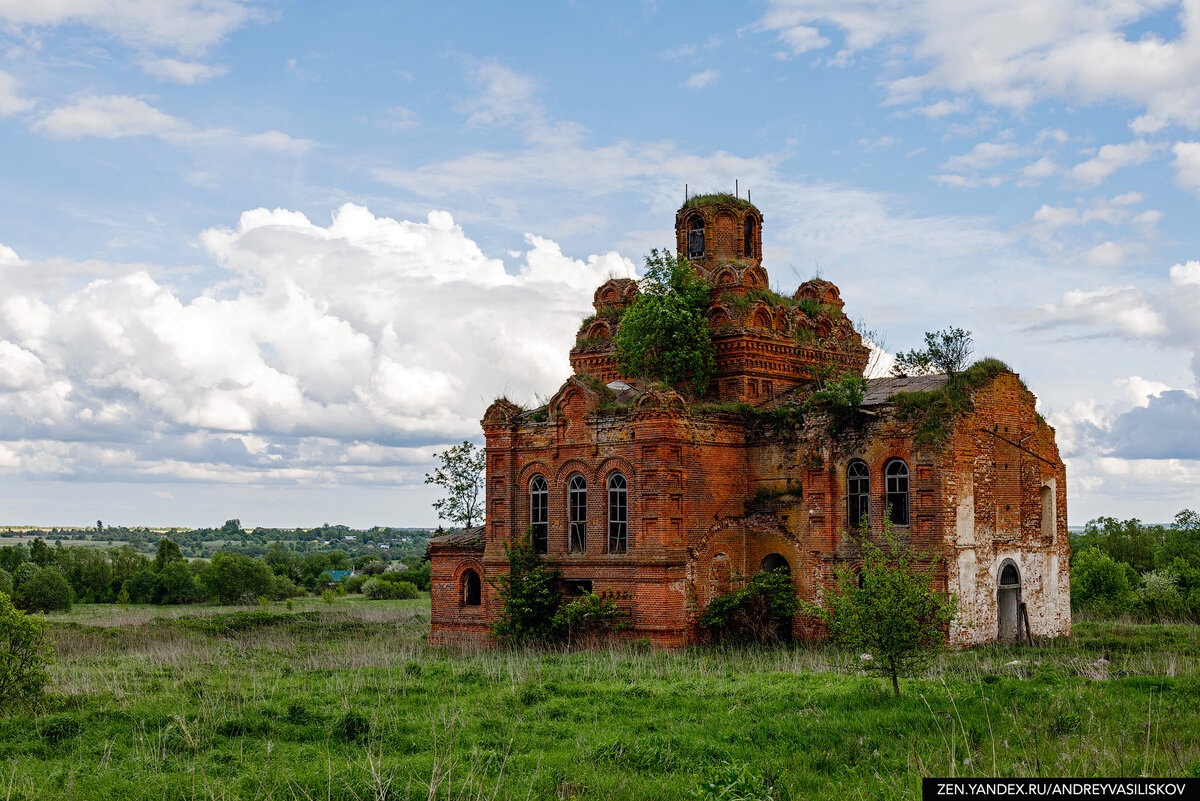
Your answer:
428,196 -> 1071,648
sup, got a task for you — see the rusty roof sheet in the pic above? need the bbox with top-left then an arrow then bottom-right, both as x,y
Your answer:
428,525 -> 485,550
862,374 -> 950,406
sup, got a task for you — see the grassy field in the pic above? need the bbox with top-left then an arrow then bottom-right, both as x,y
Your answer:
4,598 -> 1199,800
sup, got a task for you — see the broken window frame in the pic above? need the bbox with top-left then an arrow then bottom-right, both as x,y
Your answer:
530,475 -> 549,554
687,214 -> 705,259
607,472 -> 628,554
885,459 -> 910,526
568,473 -> 587,553
847,460 -> 870,529
462,569 -> 481,606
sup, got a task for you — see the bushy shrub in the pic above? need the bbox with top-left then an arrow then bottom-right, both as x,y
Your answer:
363,578 -> 418,600
553,592 -> 628,648
1137,569 -> 1185,619
0,591 -> 52,709
12,562 -> 37,589
343,574 -> 370,594
332,710 -> 370,741
122,568 -> 157,604
1071,547 -> 1135,615
700,568 -> 798,645
151,561 -> 201,605
493,539 -> 563,645
20,566 -> 74,613
270,575 -> 303,600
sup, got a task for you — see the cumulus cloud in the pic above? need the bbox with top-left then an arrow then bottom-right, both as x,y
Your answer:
941,141 -> 1023,173
0,0 -> 261,55
755,1 -> 1200,128
1066,140 -> 1165,188
140,58 -> 228,84
685,69 -> 719,89
0,205 -> 635,484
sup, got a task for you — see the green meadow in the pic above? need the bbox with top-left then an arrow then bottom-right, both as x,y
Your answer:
5,597 -> 1199,800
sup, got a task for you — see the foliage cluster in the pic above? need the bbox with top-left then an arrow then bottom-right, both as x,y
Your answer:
892,327 -> 974,378
0,591 -> 52,710
362,577 -> 419,600
492,538 -> 626,647
614,249 -> 715,396
1070,509 -> 1200,620
808,373 -> 869,435
681,191 -> 753,211
816,521 -> 956,696
699,568 -> 798,645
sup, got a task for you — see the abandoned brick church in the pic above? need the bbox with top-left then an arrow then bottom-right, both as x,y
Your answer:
429,195 -> 1071,647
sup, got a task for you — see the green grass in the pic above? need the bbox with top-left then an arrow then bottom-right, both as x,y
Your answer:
6,599 -> 1200,799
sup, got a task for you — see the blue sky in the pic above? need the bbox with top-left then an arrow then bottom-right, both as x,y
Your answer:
1,0 -> 1199,528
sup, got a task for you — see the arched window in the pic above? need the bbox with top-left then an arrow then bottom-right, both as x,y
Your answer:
462,569 -> 481,606
687,214 -> 705,259
568,474 -> 587,553
743,216 -> 756,257
761,553 -> 790,574
1000,563 -> 1020,587
885,459 -> 910,525
607,472 -> 628,554
847,460 -> 869,529
530,475 -> 548,554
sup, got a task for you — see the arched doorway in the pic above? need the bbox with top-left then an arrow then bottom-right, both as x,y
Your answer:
997,561 -> 1021,643
761,553 -> 790,575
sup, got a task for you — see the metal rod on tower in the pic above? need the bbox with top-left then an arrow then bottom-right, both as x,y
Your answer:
736,179 -> 739,198
685,183 -> 687,204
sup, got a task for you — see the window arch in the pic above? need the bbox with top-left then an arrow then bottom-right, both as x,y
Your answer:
530,475 -> 548,554
743,216 -> 756,258
687,214 -> 705,259
885,459 -> 910,526
761,553 -> 790,574
462,569 -> 481,606
568,474 -> 587,553
847,460 -> 869,529
607,472 -> 628,554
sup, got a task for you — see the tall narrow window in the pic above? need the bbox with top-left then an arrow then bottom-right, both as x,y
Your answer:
462,569 -> 481,606
607,472 -> 628,554
568,474 -> 587,553
687,215 -> 705,259
743,216 -> 756,257
885,459 -> 910,525
847,460 -> 869,529
530,475 -> 548,554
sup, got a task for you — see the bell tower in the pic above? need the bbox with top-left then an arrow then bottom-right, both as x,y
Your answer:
674,193 -> 763,282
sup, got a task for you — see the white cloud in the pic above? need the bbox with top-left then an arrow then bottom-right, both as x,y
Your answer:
1172,141 -> 1200,194
1082,241 -> 1126,267
0,0 -> 260,55
858,135 -> 894,150
913,98 -> 968,118
940,141 -> 1023,173
755,1 -> 1200,128
1043,285 -> 1165,337
1170,260 -> 1200,285
0,70 -> 33,116
0,205 -> 636,484
30,93 -> 314,153
458,62 -> 540,127
1032,205 -> 1079,229
140,58 -> 228,84
1019,157 -> 1060,182
685,69 -> 719,89
1066,140 -> 1164,187
32,94 -> 184,139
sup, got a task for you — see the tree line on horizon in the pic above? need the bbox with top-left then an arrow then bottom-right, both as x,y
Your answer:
0,536 -> 432,613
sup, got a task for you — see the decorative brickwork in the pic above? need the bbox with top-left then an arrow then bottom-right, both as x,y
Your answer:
429,196 -> 1071,648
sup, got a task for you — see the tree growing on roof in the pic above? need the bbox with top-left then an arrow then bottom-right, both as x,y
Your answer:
892,327 -> 974,378
424,440 -> 486,530
613,249 -> 715,395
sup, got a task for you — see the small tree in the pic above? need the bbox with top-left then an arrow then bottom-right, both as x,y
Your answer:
0,592 -> 52,710
614,249 -> 715,395
492,538 -> 562,646
818,521 -> 956,696
154,537 -> 184,572
699,568 -> 798,644
893,327 -> 974,378
424,440 -> 486,529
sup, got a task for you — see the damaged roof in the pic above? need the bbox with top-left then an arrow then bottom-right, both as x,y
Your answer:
427,525 -> 485,550
862,374 -> 949,406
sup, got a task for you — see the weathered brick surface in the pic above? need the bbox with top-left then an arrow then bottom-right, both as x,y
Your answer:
429,199 -> 1071,648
